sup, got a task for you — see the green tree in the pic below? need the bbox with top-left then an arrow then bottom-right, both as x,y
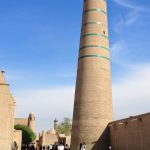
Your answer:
14,124 -> 36,145
56,117 -> 72,136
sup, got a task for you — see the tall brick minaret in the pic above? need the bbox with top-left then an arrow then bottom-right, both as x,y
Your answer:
71,0 -> 113,149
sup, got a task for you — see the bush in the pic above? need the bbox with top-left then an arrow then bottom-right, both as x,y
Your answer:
14,124 -> 36,145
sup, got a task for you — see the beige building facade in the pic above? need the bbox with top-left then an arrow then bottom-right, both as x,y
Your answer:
39,129 -> 58,146
109,113 -> 150,150
38,119 -> 71,146
71,0 -> 113,149
0,70 -> 16,150
13,130 -> 22,150
38,130 -> 71,147
14,112 -> 36,147
15,112 -> 36,133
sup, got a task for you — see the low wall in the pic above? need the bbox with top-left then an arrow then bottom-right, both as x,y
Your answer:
109,113 -> 150,150
14,130 -> 22,150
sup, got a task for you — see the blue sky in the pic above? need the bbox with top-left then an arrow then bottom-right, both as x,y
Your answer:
0,0 -> 150,133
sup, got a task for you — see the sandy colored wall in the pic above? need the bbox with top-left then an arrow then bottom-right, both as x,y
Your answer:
109,113 -> 150,150
45,134 -> 58,145
66,136 -> 71,146
42,133 -> 57,146
14,118 -> 28,126
14,130 -> 22,150
0,71 -> 15,150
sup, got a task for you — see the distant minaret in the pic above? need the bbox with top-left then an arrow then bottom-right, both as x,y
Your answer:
71,0 -> 113,149
54,118 -> 58,130
28,112 -> 35,133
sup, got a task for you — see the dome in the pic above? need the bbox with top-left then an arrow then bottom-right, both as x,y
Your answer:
29,112 -> 35,115
47,128 -> 56,134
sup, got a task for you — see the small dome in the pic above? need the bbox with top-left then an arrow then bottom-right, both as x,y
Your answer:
29,112 -> 35,115
59,134 -> 65,138
47,128 -> 56,134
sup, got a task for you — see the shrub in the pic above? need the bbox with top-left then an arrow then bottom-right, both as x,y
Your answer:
14,124 -> 36,144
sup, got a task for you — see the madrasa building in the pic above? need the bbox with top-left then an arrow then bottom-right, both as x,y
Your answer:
38,119 -> 71,147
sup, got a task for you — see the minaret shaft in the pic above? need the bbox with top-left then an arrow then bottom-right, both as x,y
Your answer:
71,0 -> 113,149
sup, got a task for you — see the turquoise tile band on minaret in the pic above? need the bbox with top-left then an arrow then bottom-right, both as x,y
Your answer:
79,45 -> 109,51
83,9 -> 107,15
79,54 -> 110,61
81,33 -> 108,39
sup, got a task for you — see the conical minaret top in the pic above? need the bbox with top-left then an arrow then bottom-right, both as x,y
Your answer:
71,0 -> 113,150
0,70 -> 7,85
0,70 -> 15,105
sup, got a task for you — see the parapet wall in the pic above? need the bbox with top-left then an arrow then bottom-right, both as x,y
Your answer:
14,130 -> 22,150
39,131 -> 58,146
14,118 -> 28,126
109,113 -> 150,150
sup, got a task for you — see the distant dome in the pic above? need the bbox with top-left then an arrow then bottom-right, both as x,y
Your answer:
59,134 -> 65,138
47,128 -> 56,134
29,112 -> 35,115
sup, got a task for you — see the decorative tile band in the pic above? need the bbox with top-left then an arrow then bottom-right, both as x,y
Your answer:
80,45 -> 109,51
83,21 -> 107,27
79,54 -> 110,61
83,9 -> 107,15
81,33 -> 108,39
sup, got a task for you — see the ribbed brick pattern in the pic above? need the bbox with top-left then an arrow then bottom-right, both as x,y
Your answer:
109,113 -> 150,150
0,71 -> 15,150
71,0 -> 113,150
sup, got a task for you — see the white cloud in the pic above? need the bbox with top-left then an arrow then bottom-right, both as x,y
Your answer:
114,10 -> 139,32
111,40 -> 126,57
14,63 -> 150,134
15,87 -> 75,133
110,40 -> 130,67
113,63 -> 150,119
113,0 -> 149,11
113,0 -> 150,32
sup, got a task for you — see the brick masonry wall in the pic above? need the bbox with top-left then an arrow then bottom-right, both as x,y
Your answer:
0,71 -> 15,150
14,130 -> 22,150
109,113 -> 150,150
71,0 -> 113,149
39,131 -> 58,146
14,118 -> 28,126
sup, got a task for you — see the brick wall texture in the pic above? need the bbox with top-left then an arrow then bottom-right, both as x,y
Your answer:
14,118 -> 28,126
39,130 -> 58,146
71,0 -> 113,150
0,71 -> 15,150
13,130 -> 22,150
109,113 -> 150,150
